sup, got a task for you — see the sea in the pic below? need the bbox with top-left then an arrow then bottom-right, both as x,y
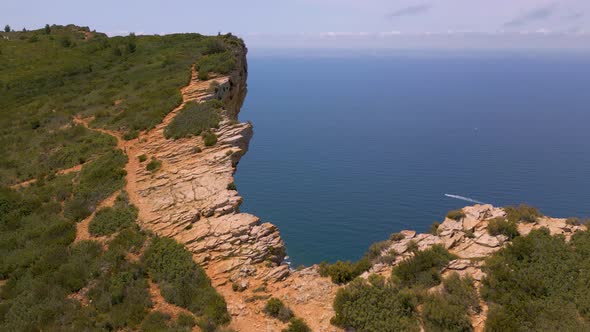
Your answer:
235,49 -> 590,266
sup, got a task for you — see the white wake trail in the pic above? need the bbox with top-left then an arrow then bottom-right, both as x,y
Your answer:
444,194 -> 486,205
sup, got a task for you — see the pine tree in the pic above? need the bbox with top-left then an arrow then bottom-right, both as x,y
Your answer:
4,25 -> 10,33
44,24 -> 51,35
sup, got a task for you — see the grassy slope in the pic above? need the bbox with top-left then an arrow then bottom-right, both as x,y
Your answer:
0,25 -> 240,331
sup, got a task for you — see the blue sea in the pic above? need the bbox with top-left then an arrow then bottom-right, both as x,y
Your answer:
235,50 -> 590,266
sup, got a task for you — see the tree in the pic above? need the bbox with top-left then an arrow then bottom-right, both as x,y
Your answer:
127,32 -> 136,53
4,25 -> 10,33
44,24 -> 51,35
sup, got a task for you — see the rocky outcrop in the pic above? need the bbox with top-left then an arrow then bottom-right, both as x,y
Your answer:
125,47 -> 285,281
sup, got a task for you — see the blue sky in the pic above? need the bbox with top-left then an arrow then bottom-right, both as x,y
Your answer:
3,0 -> 590,50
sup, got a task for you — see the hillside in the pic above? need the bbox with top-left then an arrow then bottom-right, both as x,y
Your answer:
2,25 -> 590,332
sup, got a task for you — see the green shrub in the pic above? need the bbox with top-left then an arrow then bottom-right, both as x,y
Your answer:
504,204 -> 542,223
123,130 -> 139,140
227,182 -> 236,190
422,295 -> 472,332
446,210 -> 465,221
283,318 -> 312,332
141,311 -> 171,332
482,228 -> 590,331
146,157 -> 161,172
89,193 -> 138,236
195,51 -> 236,77
138,154 -> 147,162
176,312 -> 196,328
143,237 -> 229,327
429,222 -> 441,235
203,132 -> 218,147
318,258 -> 371,284
198,71 -> 209,81
389,232 -> 406,241
377,249 -> 398,265
566,217 -> 581,226
392,245 -> 456,288
332,278 -> 419,331
164,100 -> 222,139
263,298 -> 293,322
366,240 -> 391,261
192,146 -> 202,153
64,150 -> 127,222
406,240 -> 419,253
487,217 -> 519,239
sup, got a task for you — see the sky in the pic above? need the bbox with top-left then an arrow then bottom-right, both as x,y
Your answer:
2,0 -> 590,50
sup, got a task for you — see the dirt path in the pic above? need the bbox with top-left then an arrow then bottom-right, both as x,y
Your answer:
74,190 -> 120,244
10,163 -> 85,189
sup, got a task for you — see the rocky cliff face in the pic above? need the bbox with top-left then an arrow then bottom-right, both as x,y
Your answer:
125,46 -> 285,278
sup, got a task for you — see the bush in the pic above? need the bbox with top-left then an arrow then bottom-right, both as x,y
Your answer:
88,195 -> 138,236
227,182 -> 236,190
203,131 -> 218,147
195,51 -> 236,77
176,312 -> 196,328
392,245 -> 456,288
143,237 -> 229,327
198,71 -> 209,81
164,100 -> 222,139
423,274 -> 481,331
429,222 -> 441,235
406,240 -> 419,253
64,150 -> 127,222
366,240 -> 391,261
283,318 -> 312,332
332,278 -> 419,331
566,217 -> 581,226
192,146 -> 202,154
487,217 -> 519,239
390,232 -> 405,241
146,157 -> 161,172
123,130 -> 139,140
138,154 -> 147,162
422,295 -> 472,332
504,204 -> 542,223
318,258 -> 371,284
446,210 -> 465,221
482,228 -> 590,331
141,311 -> 171,332
263,298 -> 293,322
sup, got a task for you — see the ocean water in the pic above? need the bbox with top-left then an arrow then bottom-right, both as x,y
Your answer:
235,51 -> 590,266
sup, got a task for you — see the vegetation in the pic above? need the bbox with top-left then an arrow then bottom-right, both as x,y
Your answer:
164,100 -> 222,139
283,318 -> 312,332
392,245 -> 456,288
0,25 -> 243,185
429,221 -> 441,235
0,25 -> 239,331
318,258 -> 371,284
263,298 -> 294,322
138,154 -> 148,162
203,131 -> 218,146
146,157 -> 162,172
504,204 -> 542,223
446,209 -> 466,221
422,273 -> 480,332
331,276 -> 420,332
487,217 -> 519,239
143,237 -> 229,328
89,192 -> 138,236
227,182 -> 237,190
482,228 -> 590,330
